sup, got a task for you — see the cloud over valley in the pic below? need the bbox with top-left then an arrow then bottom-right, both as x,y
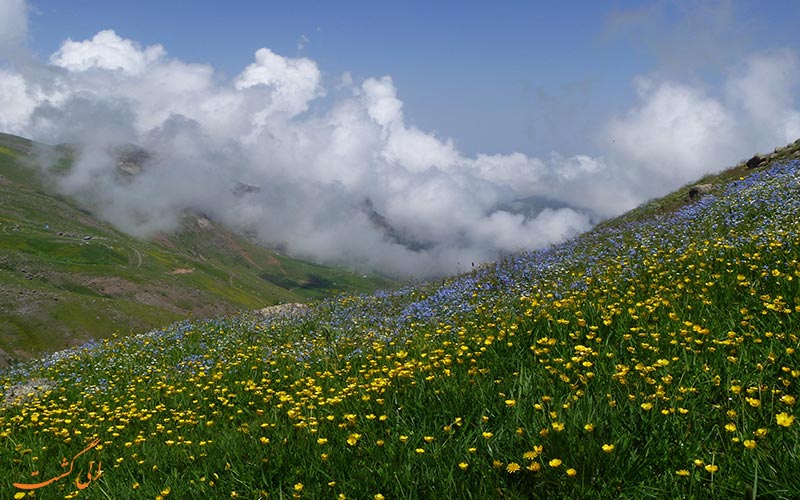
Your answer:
1,1 -> 799,277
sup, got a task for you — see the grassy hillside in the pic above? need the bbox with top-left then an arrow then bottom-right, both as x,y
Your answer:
0,133 -> 394,364
1,143 -> 799,499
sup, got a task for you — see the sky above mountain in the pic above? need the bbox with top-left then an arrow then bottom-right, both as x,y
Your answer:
1,0 -> 799,277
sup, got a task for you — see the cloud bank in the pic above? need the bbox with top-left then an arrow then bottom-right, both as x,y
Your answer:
1,6 -> 799,277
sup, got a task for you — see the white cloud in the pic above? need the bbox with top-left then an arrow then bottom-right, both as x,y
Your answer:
602,49 -> 800,206
1,13 -> 799,278
361,76 -> 403,127
472,152 -> 545,191
235,47 -> 322,117
472,208 -> 592,253
605,78 -> 737,195
726,50 -> 800,146
51,30 -> 165,75
385,126 -> 459,172
0,69 -> 35,134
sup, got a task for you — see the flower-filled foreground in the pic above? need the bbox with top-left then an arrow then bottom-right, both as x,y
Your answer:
1,161 -> 799,499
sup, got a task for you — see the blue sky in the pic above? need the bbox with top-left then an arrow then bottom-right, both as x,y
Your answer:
24,0 -> 800,157
2,0 -> 800,276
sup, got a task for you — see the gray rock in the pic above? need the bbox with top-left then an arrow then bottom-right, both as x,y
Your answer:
256,303 -> 310,318
687,183 -> 714,201
746,155 -> 766,169
3,378 -> 58,406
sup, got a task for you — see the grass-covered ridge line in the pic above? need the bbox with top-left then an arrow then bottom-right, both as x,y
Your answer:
0,132 -> 394,362
1,159 -> 799,499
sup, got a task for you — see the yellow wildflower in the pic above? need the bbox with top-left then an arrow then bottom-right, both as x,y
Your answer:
776,412 -> 795,427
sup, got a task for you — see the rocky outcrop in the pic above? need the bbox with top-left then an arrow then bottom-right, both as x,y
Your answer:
687,183 -> 714,201
2,378 -> 57,406
256,303 -> 310,318
744,139 -> 800,170
233,182 -> 262,198
746,155 -> 766,169
115,144 -> 152,177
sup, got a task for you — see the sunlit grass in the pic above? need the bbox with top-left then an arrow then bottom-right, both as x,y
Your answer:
1,160 -> 799,498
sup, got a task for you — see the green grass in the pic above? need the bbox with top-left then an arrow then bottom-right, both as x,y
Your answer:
0,147 -> 798,498
0,133 -> 394,361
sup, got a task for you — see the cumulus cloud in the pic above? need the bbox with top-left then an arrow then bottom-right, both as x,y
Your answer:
235,47 -> 322,117
604,50 -> 800,205
1,4 -> 799,278
605,78 -> 737,194
50,30 -> 166,75
361,76 -> 404,127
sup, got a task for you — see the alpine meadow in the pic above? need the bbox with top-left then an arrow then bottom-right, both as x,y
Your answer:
4,1 -> 800,499
2,137 -> 800,498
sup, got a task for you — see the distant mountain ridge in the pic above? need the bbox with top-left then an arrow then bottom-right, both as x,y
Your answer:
0,132 -> 395,366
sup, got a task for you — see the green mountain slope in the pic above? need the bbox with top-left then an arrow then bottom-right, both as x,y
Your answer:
1,137 -> 799,499
0,133 -> 394,364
